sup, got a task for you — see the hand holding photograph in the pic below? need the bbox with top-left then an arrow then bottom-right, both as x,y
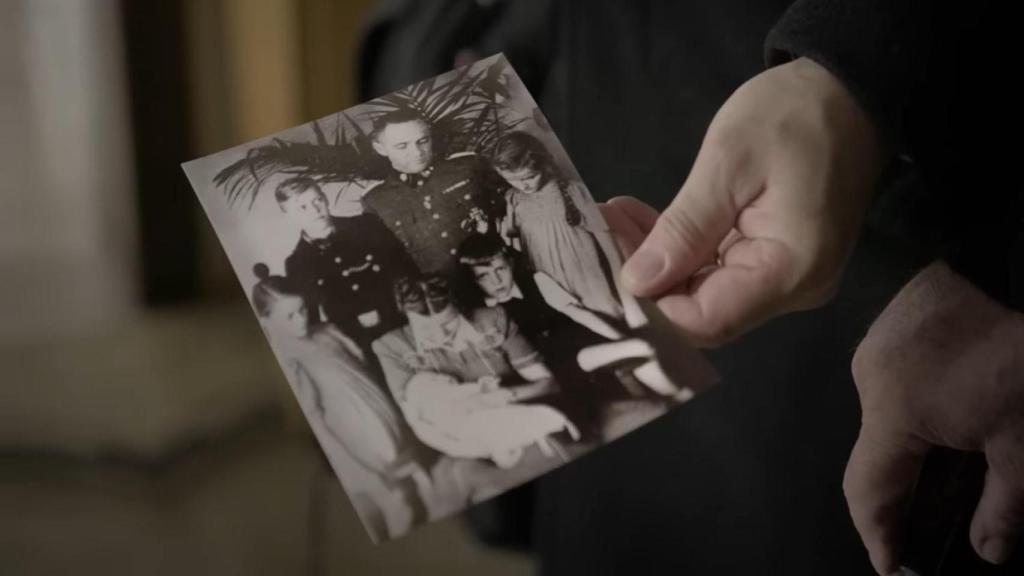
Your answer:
182,54 -> 717,542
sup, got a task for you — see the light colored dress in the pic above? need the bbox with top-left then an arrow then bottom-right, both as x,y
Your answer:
372,307 -> 577,466
508,179 -> 623,318
283,325 -> 421,540
291,325 -> 412,473
372,307 -> 541,396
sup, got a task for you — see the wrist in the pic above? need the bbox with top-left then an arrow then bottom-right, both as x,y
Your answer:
790,57 -> 892,164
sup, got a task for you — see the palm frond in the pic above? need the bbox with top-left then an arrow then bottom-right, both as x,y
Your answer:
214,58 -> 521,210
213,132 -> 375,209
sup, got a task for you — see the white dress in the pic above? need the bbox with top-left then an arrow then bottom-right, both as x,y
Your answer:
509,179 -> 623,318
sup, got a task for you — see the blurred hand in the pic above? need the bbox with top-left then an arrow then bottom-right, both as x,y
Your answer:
609,57 -> 887,346
847,262 -> 1024,574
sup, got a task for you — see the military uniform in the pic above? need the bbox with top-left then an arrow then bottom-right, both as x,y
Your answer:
362,153 -> 506,274
284,213 -> 417,354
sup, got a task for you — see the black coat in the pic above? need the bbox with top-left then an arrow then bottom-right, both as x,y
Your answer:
362,154 -> 506,274
284,214 -> 416,351
358,2 -> 1021,572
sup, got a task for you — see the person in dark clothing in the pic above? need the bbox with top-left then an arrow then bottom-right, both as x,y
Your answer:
455,234 -> 619,351
359,1 -> 1022,574
362,109 -> 506,274
278,176 -> 417,356
604,2 -> 1022,574
456,233 -> 636,440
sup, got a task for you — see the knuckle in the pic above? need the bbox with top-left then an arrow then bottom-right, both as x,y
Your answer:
703,121 -> 745,158
851,343 -> 873,388
658,207 -> 707,256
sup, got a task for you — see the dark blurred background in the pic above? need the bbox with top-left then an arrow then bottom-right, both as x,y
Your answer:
0,1 -> 533,574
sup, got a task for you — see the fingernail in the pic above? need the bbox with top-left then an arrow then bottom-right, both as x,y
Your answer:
622,247 -> 666,292
980,536 -> 1012,564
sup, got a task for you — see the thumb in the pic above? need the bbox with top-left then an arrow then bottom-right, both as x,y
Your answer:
620,144 -> 745,297
970,429 -> 1024,565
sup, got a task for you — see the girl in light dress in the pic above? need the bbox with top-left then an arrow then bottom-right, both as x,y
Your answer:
250,264 -> 425,540
493,131 -> 623,319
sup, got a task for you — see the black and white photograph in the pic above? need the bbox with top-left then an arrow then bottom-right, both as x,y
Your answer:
183,54 -> 717,542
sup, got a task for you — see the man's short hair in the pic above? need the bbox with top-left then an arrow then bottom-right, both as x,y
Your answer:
370,108 -> 430,141
274,175 -> 322,205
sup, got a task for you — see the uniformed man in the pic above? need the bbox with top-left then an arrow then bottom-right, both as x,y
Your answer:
278,176 -> 417,355
362,108 -> 506,274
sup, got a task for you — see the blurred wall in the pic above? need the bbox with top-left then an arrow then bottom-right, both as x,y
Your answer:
184,0 -> 376,299
0,0 -> 138,342
0,0 -> 378,336
180,0 -> 379,430
0,0 -> 379,454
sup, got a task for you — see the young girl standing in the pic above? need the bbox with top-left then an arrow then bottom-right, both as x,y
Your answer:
492,132 -> 623,319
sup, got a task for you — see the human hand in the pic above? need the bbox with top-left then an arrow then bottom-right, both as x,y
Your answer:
847,262 -> 1024,574
607,57 -> 887,346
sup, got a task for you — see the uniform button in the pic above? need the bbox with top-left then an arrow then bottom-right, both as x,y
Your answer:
395,220 -> 402,226
433,213 -> 440,220
342,271 -> 349,277
464,194 -> 471,200
372,265 -> 381,272
352,284 -> 360,291
450,249 -> 457,255
441,231 -> 448,238
334,257 -> 341,264
424,195 -> 431,202
365,254 -> 373,261
316,279 -> 324,286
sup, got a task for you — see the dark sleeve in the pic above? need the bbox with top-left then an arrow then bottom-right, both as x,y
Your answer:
284,249 -> 324,323
283,251 -> 298,278
764,0 -> 934,151
475,158 -> 508,222
495,310 -> 542,370
766,2 -> 1022,312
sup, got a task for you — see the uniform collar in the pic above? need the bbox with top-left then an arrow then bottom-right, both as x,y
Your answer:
395,165 -> 434,188
301,220 -> 337,250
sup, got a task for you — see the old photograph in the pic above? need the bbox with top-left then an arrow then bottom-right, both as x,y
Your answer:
182,54 -> 717,542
